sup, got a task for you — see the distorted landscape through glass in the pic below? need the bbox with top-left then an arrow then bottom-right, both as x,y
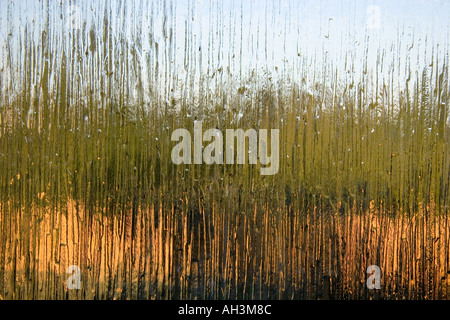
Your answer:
0,0 -> 449,300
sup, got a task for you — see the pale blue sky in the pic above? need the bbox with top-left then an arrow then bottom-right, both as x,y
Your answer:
0,0 -> 449,100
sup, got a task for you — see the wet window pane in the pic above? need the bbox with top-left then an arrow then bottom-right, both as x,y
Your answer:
0,0 -> 449,300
